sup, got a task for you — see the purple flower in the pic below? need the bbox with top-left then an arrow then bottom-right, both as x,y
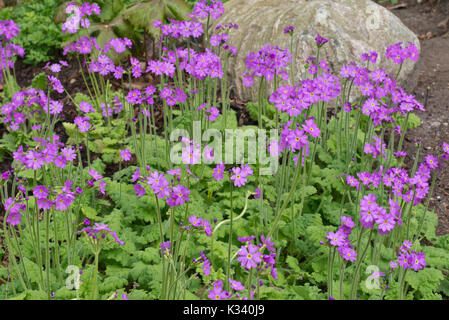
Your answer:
346,175 -> 359,189
79,101 -> 94,113
341,216 -> 355,229
121,149 -> 132,162
200,251 -> 212,276
315,33 -> 328,46
208,285 -> 229,300
260,235 -> 275,252
229,279 -> 245,291
254,188 -> 261,199
340,246 -> 357,262
33,185 -> 49,199
238,235 -> 256,243
303,119 -> 321,138
189,215 -> 203,227
326,230 -> 346,247
49,63 -> 61,73
160,241 -> 171,256
237,243 -> 262,270
283,26 -> 295,34
425,154 -> 438,170
88,169 -> 102,181
408,251 -> 426,271
126,89 -> 142,104
47,75 -> 64,93
130,57 -> 142,78
61,147 -> 76,162
230,167 -> 248,187
168,185 -> 190,207
442,142 -> 449,155
243,44 -> 291,85
5,198 -> 24,226
205,106 -> 220,122
377,215 -> 396,234
134,184 -> 146,197
167,168 -> 181,176
386,42 -> 419,64
212,163 -> 225,181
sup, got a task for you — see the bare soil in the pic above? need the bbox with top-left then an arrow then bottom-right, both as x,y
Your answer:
377,0 -> 449,235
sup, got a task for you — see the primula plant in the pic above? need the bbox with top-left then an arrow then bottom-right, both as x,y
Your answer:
0,0 -> 448,301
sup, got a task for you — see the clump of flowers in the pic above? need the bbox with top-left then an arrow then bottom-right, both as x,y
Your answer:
191,0 -> 225,20
392,240 -> 426,272
188,215 -> 213,236
4,196 -> 26,226
77,222 -> 124,246
62,2 -> 100,34
0,19 -> 24,80
230,163 -> 253,187
242,44 -> 292,86
325,216 -> 357,262
237,235 -> 278,279
385,41 -> 419,64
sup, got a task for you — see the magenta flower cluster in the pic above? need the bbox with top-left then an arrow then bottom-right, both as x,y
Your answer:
1,88 -> 55,131
230,163 -> 253,187
188,215 -> 213,237
87,169 -> 107,195
237,235 -> 277,279
243,44 -> 292,86
13,135 -> 77,170
207,278 -> 253,300
325,216 -> 358,262
348,153 -> 440,206
62,2 -> 100,34
132,168 -> 191,208
385,42 -> 419,64
4,197 -> 26,226
390,240 -> 426,271
0,20 -> 25,76
269,68 -> 341,117
77,222 -> 124,245
34,180 -> 77,211
191,0 -> 225,20
359,194 -> 402,234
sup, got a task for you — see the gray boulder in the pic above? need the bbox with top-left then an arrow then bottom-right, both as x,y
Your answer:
215,0 -> 420,102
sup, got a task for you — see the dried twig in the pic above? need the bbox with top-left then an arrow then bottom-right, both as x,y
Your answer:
387,2 -> 408,10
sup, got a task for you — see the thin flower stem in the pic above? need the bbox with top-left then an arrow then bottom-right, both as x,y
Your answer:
415,167 -> 438,241
258,77 -> 265,129
268,152 -> 303,240
339,260 -> 347,300
398,268 -> 408,299
327,247 -> 335,299
351,228 -> 374,299
91,250 -> 100,300
226,182 -> 233,291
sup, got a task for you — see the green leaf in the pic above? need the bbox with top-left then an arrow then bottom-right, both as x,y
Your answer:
407,113 -> 421,129
82,207 -> 99,220
8,291 -> 27,300
405,268 -> 444,299
30,72 -> 47,90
